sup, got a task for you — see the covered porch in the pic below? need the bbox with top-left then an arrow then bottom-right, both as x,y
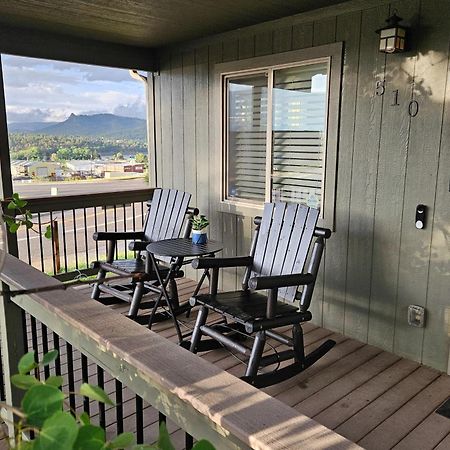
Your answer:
1,0 -> 450,448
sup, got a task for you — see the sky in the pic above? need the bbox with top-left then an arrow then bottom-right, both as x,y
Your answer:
2,54 -> 146,124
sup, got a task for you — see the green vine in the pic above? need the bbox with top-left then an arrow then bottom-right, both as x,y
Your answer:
1,350 -> 215,450
2,193 -> 52,239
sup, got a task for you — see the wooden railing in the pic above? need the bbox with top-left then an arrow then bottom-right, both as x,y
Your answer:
2,188 -> 153,277
0,253 -> 359,449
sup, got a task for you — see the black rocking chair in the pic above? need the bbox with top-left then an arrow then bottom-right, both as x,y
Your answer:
91,188 -> 197,320
189,202 -> 334,388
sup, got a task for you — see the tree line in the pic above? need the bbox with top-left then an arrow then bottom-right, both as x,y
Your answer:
9,133 -> 147,161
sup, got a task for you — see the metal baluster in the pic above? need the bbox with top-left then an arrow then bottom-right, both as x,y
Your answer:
83,208 -> 89,269
66,343 -> 76,414
132,202 -> 137,258
185,433 -> 194,450
37,213 -> 45,272
25,225 -> 32,265
30,316 -> 40,379
81,354 -> 90,414
53,333 -> 61,376
123,203 -> 127,259
113,205 -> 118,259
61,210 -> 69,273
50,211 -> 57,275
22,310 -> 28,353
41,323 -> 50,379
140,201 -> 144,227
135,395 -> 144,444
94,206 -> 99,261
115,380 -> 123,434
97,367 -> 106,429
72,210 -> 79,270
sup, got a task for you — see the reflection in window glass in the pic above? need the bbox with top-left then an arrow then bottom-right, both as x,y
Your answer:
271,63 -> 328,207
226,74 -> 267,202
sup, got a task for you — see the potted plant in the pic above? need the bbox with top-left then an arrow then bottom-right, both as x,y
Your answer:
190,215 -> 209,244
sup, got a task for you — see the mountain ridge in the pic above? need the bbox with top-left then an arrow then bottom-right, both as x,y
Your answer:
8,113 -> 146,141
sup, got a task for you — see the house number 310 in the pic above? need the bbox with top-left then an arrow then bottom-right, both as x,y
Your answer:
375,80 -> 419,117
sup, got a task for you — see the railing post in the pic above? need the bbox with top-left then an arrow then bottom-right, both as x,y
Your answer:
0,284 -> 27,438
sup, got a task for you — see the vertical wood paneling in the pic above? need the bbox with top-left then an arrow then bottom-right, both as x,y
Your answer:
394,1 -> 450,365
312,17 -> 337,46
195,46 -> 210,216
273,26 -> 293,53
182,50 -> 197,281
310,15 -> 337,328
368,0 -> 419,351
254,31 -> 273,56
292,22 -> 314,49
344,5 -> 388,342
322,10 -> 362,333
153,72 -> 162,186
150,0 -> 450,372
425,51 -> 450,371
159,52 -> 173,188
171,51 -> 184,191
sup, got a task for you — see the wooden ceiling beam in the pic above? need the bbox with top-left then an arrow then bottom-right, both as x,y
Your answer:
0,24 -> 157,71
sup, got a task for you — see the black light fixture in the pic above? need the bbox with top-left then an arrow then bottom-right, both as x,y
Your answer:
377,11 -> 407,54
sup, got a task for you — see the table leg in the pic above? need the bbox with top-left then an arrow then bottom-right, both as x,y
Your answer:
148,253 -> 183,344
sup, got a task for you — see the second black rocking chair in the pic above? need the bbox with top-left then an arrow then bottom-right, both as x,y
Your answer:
91,188 -> 197,321
189,201 -> 334,388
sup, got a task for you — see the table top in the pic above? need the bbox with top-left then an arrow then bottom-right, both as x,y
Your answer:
146,238 -> 223,258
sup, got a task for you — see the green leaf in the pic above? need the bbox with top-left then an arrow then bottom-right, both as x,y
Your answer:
45,375 -> 63,388
40,350 -> 58,367
11,374 -> 41,390
157,422 -> 175,450
44,225 -> 52,239
192,440 -> 216,450
34,411 -> 78,450
22,384 -> 64,428
25,220 -> 34,229
12,193 -> 20,201
7,201 -> 17,210
79,412 -> 91,426
4,216 -> 15,225
73,424 -> 105,450
79,383 -> 114,406
132,446 -> 156,450
8,222 -> 20,233
18,352 -> 38,375
110,432 -> 135,449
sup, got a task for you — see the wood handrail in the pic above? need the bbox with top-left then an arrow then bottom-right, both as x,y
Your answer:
0,253 -> 359,450
1,188 -> 155,213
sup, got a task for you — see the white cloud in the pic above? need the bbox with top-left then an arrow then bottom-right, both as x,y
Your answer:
2,55 -> 145,123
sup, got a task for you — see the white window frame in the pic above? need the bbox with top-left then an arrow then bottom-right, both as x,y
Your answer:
215,42 -> 343,230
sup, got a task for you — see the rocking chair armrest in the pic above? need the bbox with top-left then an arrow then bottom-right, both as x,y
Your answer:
93,231 -> 146,241
248,273 -> 315,290
128,240 -> 151,251
192,256 -> 253,270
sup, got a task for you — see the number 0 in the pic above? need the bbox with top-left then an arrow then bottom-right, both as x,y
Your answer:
408,100 -> 419,117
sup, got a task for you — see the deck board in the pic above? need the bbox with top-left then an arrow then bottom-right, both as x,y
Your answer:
21,278 -> 450,449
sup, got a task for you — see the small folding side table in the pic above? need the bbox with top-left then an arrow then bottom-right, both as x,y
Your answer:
146,238 -> 223,344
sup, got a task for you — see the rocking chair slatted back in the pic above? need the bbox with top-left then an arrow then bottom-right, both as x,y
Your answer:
143,189 -> 191,243
250,202 -> 320,302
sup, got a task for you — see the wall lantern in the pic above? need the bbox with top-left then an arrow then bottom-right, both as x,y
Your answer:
377,12 -> 407,53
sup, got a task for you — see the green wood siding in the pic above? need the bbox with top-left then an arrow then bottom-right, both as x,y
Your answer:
151,0 -> 450,372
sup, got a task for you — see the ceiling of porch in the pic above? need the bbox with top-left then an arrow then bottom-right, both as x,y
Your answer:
0,0 -> 348,48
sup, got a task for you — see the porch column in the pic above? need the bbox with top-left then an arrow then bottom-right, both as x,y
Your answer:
0,54 -> 27,438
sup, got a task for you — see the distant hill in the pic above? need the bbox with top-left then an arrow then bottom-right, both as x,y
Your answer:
9,113 -> 147,141
8,121 -> 58,132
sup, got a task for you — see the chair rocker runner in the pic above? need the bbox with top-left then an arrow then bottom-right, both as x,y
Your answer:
91,188 -> 197,321
189,202 -> 334,388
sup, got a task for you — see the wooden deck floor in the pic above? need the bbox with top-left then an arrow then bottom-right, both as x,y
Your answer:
19,278 -> 450,449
